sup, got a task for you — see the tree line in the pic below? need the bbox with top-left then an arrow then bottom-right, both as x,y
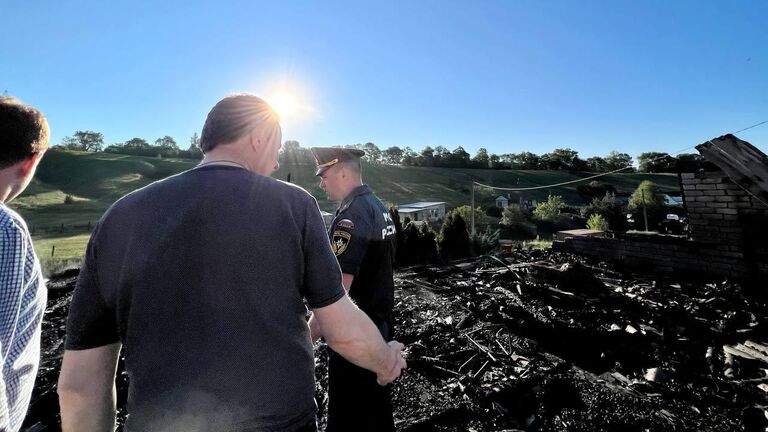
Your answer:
58,130 -> 203,159
279,140 -> 708,173
59,129 -> 708,173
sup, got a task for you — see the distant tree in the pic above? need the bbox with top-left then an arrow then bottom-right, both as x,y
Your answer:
125,137 -> 150,148
638,152 -> 675,173
580,192 -> 629,232
532,194 -> 575,233
675,153 -> 708,172
576,180 -> 616,203
533,194 -> 566,221
419,146 -> 435,167
188,133 -> 201,150
399,221 -> 438,265
382,146 -> 404,165
628,180 -> 666,231
362,142 -> 382,164
279,140 -> 313,164
489,154 -> 501,169
433,146 -> 450,166
155,136 -> 178,149
586,156 -> 607,172
401,222 -> 421,265
417,223 -> 439,264
61,130 -> 104,152
447,146 -> 471,168
604,151 -> 634,171
511,152 -> 541,170
499,204 -> 537,239
471,148 -> 490,168
437,213 -> 471,261
448,205 -> 486,230
572,157 -> 589,171
498,153 -> 514,169
543,148 -> 579,170
400,146 -> 419,166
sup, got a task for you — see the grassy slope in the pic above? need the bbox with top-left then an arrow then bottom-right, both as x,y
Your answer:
11,148 -> 681,231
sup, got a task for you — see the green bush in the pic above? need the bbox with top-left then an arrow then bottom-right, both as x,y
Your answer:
400,221 -> 438,265
587,214 -> 609,231
438,213 -> 471,261
580,192 -> 628,232
448,205 -> 485,227
499,204 -> 537,240
389,207 -> 406,266
470,227 -> 501,255
531,195 -> 574,234
532,194 -> 566,220
417,223 -> 439,264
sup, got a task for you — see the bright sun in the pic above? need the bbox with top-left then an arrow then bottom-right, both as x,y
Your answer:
269,91 -> 299,119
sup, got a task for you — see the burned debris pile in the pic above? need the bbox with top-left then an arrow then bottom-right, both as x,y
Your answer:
383,249 -> 768,431
22,249 -> 768,431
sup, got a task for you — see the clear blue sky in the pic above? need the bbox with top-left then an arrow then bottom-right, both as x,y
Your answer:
2,0 -> 767,159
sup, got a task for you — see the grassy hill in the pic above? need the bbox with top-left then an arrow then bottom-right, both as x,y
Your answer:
9,149 -> 681,272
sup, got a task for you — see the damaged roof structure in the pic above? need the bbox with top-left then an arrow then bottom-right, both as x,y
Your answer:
555,134 -> 768,284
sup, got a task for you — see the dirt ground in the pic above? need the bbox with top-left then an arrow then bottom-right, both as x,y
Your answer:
21,250 -> 768,431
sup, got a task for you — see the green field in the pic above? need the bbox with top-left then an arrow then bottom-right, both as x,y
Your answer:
9,149 -> 681,274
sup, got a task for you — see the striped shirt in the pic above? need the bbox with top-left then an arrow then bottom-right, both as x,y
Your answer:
0,203 -> 46,432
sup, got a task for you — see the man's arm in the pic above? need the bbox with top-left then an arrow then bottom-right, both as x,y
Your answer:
58,343 -> 121,432
308,273 -> 355,341
313,294 -> 406,385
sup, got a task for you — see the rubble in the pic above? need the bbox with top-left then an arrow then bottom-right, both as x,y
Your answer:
21,249 -> 768,431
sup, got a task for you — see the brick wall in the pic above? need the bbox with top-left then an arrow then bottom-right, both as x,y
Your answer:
553,170 -> 768,280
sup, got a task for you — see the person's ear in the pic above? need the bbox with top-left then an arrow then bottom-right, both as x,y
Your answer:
19,151 -> 44,177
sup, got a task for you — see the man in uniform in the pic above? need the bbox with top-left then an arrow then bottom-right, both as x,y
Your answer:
309,147 -> 398,432
57,95 -> 406,432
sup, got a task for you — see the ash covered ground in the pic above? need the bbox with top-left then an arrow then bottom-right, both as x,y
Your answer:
22,249 -> 768,432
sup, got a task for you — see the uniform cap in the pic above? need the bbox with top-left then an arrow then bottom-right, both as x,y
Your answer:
311,147 -> 365,176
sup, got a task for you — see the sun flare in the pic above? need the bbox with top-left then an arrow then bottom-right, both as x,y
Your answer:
269,91 -> 299,119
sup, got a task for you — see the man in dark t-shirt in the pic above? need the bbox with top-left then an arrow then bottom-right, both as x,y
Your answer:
309,147 -> 398,432
57,95 -> 407,432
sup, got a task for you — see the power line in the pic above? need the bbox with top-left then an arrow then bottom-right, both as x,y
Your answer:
732,119 -> 768,135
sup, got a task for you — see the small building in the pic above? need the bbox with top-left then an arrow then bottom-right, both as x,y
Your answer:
495,195 -> 509,208
398,201 -> 446,222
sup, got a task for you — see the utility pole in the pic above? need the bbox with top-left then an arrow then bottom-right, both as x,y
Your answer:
641,189 -> 649,232
470,180 -> 476,235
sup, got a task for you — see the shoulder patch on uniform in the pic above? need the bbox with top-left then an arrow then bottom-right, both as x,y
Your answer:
332,231 -> 352,256
337,219 -> 355,230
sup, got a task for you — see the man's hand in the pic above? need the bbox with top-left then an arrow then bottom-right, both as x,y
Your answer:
376,341 -> 407,385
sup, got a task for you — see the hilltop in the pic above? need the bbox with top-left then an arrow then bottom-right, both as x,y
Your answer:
12,148 -> 680,228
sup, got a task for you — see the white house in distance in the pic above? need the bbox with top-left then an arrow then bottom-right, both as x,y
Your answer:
398,201 -> 446,222
495,195 -> 509,208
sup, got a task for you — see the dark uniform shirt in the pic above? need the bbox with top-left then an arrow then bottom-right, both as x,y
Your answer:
328,184 -> 396,337
326,184 -> 397,432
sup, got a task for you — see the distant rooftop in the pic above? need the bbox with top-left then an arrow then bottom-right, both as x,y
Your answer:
399,201 -> 446,210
